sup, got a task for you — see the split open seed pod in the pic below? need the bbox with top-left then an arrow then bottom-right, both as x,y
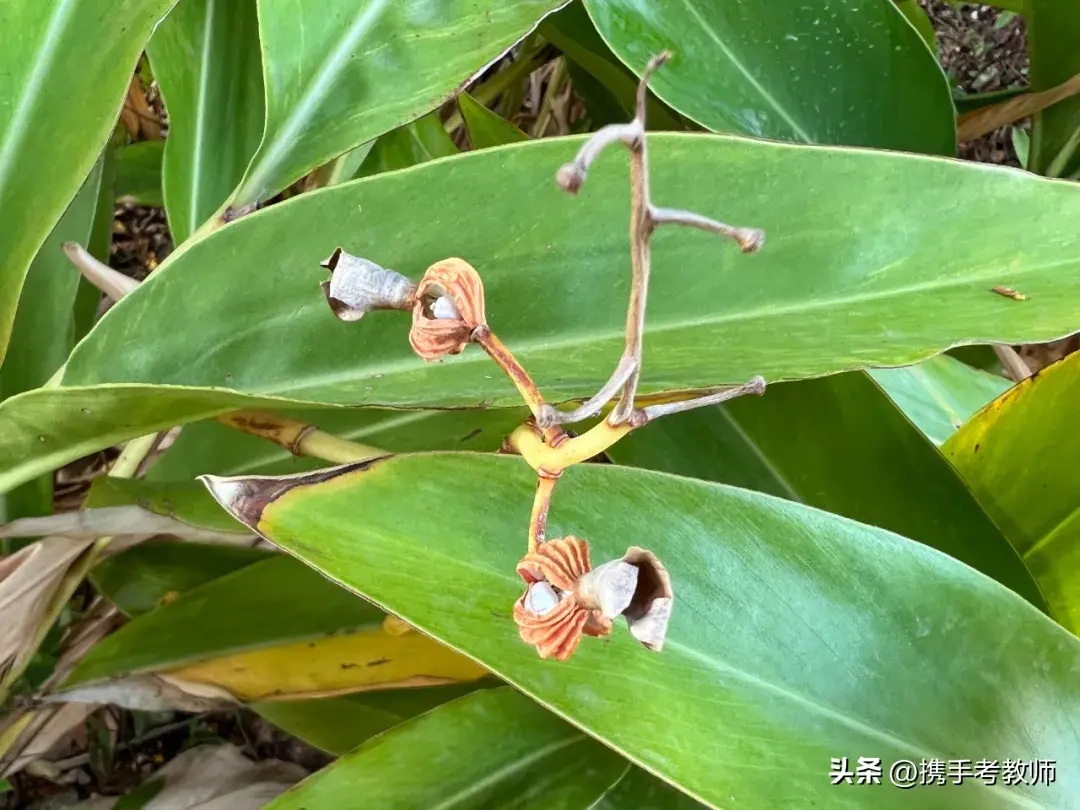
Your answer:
320,248 -> 417,321
513,538 -> 673,661
409,258 -> 487,361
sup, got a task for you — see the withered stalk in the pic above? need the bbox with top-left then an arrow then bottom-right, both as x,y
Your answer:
471,326 -> 567,447
527,473 -> 559,552
216,410 -> 383,464
548,51 -> 764,428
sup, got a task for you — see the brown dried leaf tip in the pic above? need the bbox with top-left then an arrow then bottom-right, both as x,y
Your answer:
321,248 -> 417,321
409,258 -> 487,361
513,537 -> 673,662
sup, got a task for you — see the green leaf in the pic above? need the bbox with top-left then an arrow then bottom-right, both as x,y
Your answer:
540,1 -> 684,130
91,540 -> 270,616
148,0 -> 264,243
583,0 -> 955,154
5,136 -> 1078,492
595,767 -> 703,809
1028,0 -> 1080,176
264,688 -> 627,810
253,682 -> 490,755
227,0 -> 567,210
606,372 -> 1045,610
206,453 -> 1080,807
356,112 -> 458,178
0,0 -> 176,363
871,355 -> 1012,445
115,140 -> 165,208
149,407 -> 529,479
0,160 -> 104,529
67,554 -> 486,700
86,478 -> 249,534
945,351 -> 1080,633
459,93 -> 528,149
896,0 -> 937,51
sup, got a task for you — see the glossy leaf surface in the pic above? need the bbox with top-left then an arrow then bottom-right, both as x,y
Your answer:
871,355 -> 1011,445
266,688 -> 626,810
208,452 -> 1080,808
945,352 -> 1080,632
229,0 -> 568,208
583,0 -> 955,153
148,0 -> 264,243
607,372 -> 1044,609
0,0 -> 176,361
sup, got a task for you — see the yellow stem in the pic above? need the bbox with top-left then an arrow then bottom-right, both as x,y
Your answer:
509,420 -> 631,474
216,410 -> 383,464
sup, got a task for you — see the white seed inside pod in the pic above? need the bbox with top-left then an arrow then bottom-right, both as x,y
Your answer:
524,581 -> 560,615
431,294 -> 460,320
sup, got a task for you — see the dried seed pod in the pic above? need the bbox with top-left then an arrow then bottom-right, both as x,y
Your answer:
320,248 -> 417,321
409,258 -> 487,361
513,537 -> 674,661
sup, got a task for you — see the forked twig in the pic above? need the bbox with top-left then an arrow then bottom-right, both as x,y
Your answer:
549,50 -> 764,427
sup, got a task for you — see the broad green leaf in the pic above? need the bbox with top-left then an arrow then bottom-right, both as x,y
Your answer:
945,352 -> 1080,633
1028,0 -> 1080,176
150,407 -> 529,479
0,161 -> 104,526
226,0 -> 568,211
115,141 -> 165,208
595,767 -> 703,809
265,688 -> 627,810
540,1 -> 684,130
67,554 -> 486,700
148,0 -> 264,243
870,355 -> 1012,445
356,112 -> 458,178
207,453 -> 1080,807
583,0 -> 955,154
897,0 -> 936,51
4,135 -> 1076,493
607,372 -> 1045,610
86,478 -> 249,534
459,93 -> 529,149
91,540 -> 271,616
0,0 -> 177,363
253,682 -> 490,755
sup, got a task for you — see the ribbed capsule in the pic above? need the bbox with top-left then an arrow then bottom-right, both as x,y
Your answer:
409,258 -> 487,361
513,536 -> 674,661
320,248 -> 416,321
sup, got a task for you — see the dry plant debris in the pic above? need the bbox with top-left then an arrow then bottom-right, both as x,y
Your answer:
319,53 -> 767,662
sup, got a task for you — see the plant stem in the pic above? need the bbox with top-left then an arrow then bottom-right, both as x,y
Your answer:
528,474 -> 558,552
508,420 -> 630,474
215,410 -> 383,464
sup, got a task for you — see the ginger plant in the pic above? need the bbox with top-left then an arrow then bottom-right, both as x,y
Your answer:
320,52 -> 766,661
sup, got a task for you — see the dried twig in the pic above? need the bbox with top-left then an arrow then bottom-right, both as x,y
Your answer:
549,51 -> 764,426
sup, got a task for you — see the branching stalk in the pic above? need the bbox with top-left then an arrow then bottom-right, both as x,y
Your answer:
554,51 -> 765,425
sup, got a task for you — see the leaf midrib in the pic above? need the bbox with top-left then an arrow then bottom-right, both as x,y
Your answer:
426,735 -> 588,810
188,0 -> 216,239
233,0 -> 394,206
677,0 -> 812,142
